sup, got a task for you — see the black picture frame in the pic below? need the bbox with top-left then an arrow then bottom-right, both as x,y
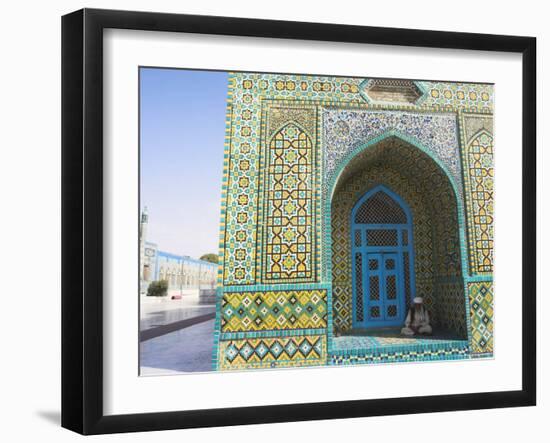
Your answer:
61,8 -> 536,435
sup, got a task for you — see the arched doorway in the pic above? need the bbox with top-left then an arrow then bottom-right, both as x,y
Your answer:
330,136 -> 468,339
351,185 -> 415,328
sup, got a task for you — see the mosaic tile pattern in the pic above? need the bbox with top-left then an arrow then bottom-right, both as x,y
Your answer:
216,72 -> 494,370
423,82 -> 493,113
463,114 -> 493,142
322,109 -> 462,196
220,75 -> 259,285
266,105 -> 317,140
260,121 -> 316,282
331,166 -> 434,330
220,74 -> 492,287
330,343 -> 470,366
331,334 -> 466,350
435,278 -> 467,338
219,335 -> 326,370
330,138 -> 464,333
461,117 -> 494,274
221,74 -> 363,286
221,289 -> 327,332
468,281 -> 494,353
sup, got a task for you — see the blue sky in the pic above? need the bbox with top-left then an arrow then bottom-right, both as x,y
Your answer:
140,68 -> 228,259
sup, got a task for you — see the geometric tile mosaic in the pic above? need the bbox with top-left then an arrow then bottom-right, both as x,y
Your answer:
423,82 -> 493,113
435,278 -> 468,338
462,119 -> 494,274
330,137 -> 464,334
220,73 -> 493,287
468,281 -> 494,354
330,342 -> 470,366
221,74 -> 364,286
462,114 -> 493,142
221,289 -> 327,332
216,71 -> 494,370
322,109 -> 462,195
331,334 -> 467,350
218,335 -> 326,370
331,165 -> 434,331
260,121 -> 316,282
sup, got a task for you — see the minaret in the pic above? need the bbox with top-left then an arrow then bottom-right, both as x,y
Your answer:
139,206 -> 148,280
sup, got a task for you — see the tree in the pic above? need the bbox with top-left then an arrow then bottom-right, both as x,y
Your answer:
200,253 -> 218,264
147,280 -> 168,297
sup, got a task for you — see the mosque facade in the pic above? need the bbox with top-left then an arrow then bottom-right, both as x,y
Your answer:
212,74 -> 494,371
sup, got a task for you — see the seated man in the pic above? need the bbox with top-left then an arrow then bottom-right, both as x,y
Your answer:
401,297 -> 432,336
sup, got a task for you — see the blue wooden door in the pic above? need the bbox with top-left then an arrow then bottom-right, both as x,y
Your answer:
351,185 -> 415,329
365,252 -> 401,323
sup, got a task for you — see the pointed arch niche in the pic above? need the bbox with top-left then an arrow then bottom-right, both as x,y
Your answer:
259,121 -> 316,283
330,136 -> 468,339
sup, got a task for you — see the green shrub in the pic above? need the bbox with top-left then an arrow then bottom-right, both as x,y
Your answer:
200,253 -> 218,264
147,280 -> 168,297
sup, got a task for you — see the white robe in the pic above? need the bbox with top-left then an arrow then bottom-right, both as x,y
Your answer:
401,305 -> 432,335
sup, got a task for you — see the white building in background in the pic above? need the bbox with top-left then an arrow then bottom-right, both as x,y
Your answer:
139,208 -> 218,293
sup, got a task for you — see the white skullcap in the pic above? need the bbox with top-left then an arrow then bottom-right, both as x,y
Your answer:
413,297 -> 423,304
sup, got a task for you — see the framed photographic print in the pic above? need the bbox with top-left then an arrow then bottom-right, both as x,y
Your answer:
61,8 -> 536,435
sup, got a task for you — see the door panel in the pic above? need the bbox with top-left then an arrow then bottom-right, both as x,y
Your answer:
366,253 -> 383,322
382,253 -> 400,322
353,251 -> 365,323
360,250 -> 403,326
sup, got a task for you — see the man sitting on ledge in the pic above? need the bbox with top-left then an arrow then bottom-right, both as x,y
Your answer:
401,297 -> 432,336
